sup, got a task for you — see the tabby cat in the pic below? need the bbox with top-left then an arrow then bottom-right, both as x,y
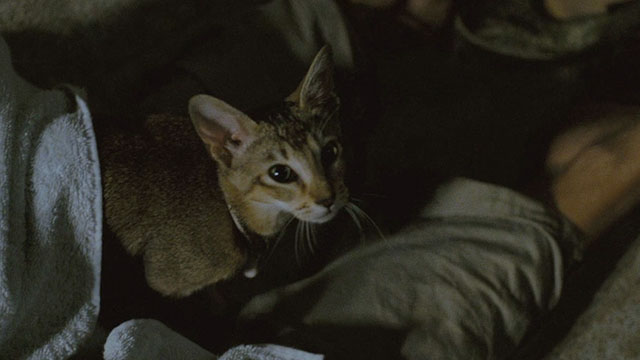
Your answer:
101,46 -> 351,297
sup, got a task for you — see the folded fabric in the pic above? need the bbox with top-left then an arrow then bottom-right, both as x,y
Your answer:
455,0 -> 640,60
103,319 -> 214,360
104,319 -> 323,360
239,179 -> 584,360
0,35 -> 102,359
219,344 -> 323,360
543,232 -> 640,360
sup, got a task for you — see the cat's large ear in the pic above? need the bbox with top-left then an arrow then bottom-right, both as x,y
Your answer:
287,45 -> 336,114
189,94 -> 258,167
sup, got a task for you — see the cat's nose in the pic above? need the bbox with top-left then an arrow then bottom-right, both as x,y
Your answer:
316,195 -> 335,209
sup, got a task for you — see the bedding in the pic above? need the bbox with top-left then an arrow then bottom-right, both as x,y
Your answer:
238,178 -> 585,360
2,0 -> 640,358
0,35 -> 101,359
544,232 -> 640,359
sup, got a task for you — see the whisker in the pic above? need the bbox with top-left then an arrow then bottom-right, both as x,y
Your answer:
350,196 -> 365,204
305,221 -> 315,256
310,223 -> 318,249
264,216 -> 295,264
294,221 -> 303,265
350,203 -> 385,241
301,222 -> 309,260
295,221 -> 313,264
345,204 -> 365,243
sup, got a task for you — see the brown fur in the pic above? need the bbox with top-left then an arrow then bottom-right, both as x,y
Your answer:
100,47 -> 348,297
100,114 -> 244,297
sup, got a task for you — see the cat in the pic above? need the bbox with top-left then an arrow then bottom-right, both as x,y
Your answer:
100,46 -> 350,298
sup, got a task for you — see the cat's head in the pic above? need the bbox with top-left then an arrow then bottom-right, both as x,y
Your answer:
189,46 -> 348,237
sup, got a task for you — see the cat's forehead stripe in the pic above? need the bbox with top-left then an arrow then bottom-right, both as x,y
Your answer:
306,134 -> 322,154
279,147 -> 288,160
264,106 -> 334,150
286,149 -> 316,185
263,151 -> 275,162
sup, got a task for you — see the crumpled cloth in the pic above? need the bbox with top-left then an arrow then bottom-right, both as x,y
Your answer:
0,35 -> 102,359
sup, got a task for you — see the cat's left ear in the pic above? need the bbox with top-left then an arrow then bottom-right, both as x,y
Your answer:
189,94 -> 258,167
287,45 -> 337,114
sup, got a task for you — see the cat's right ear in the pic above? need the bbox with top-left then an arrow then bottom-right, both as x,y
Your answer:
189,94 -> 258,167
287,45 -> 336,114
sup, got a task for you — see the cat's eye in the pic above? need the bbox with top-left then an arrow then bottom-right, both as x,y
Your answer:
268,164 -> 298,183
321,141 -> 340,166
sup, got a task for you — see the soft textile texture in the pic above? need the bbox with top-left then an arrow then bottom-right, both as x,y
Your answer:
455,0 -> 640,60
239,179 -> 585,360
104,319 -> 214,360
219,344 -> 323,360
544,232 -> 640,360
0,36 -> 102,358
104,319 -> 323,360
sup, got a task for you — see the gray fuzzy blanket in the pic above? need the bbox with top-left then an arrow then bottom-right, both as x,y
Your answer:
0,36 -> 102,359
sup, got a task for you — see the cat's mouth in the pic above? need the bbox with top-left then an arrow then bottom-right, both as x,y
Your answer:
297,204 -> 343,224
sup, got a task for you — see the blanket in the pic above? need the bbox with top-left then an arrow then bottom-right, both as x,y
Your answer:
104,319 -> 323,360
0,36 -> 102,358
544,232 -> 640,359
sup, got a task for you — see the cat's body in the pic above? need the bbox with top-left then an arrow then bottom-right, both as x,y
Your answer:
99,47 -> 349,297
100,113 -> 243,297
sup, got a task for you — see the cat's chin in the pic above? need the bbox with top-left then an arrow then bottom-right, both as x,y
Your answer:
303,210 -> 340,224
